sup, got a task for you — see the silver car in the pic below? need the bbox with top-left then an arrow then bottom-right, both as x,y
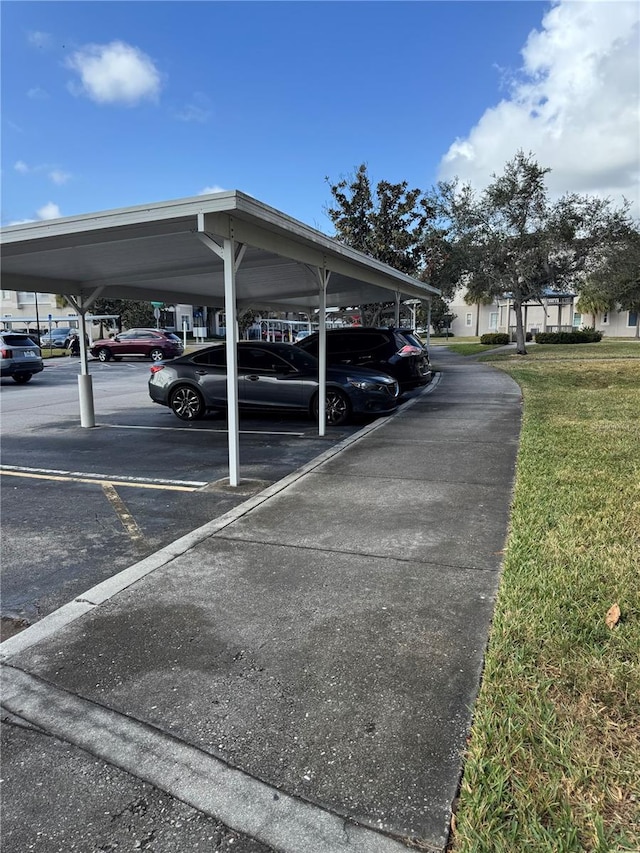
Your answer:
0,332 -> 44,383
148,341 -> 400,426
39,326 -> 74,348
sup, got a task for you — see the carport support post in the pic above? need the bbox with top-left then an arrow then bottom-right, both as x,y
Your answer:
395,292 -> 401,327
77,311 -> 95,427
65,293 -> 96,428
223,237 -> 240,486
317,266 -> 329,437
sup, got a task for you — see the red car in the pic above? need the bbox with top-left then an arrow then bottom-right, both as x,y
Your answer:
90,328 -> 184,362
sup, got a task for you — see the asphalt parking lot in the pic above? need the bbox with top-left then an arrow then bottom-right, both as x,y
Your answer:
1,357 -> 380,637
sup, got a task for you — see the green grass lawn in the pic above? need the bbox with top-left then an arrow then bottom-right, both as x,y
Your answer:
450,343 -> 640,852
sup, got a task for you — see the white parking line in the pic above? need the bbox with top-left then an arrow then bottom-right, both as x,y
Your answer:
99,423 -> 307,437
0,465 -> 206,489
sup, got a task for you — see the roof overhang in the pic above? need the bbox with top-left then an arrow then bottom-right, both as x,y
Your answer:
1,190 -> 440,311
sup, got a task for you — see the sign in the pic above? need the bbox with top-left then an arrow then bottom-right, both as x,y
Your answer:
153,308 -> 161,320
150,301 -> 163,308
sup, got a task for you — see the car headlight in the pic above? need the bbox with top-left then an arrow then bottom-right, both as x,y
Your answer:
347,378 -> 378,391
347,378 -> 395,393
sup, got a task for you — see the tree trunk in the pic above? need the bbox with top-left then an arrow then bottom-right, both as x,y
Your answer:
514,301 -> 527,354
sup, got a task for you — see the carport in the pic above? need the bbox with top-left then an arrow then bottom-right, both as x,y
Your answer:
1,191 -> 439,485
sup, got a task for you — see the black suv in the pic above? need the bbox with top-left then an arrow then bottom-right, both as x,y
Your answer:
296,327 -> 432,391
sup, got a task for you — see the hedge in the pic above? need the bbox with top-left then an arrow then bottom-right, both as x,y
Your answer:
480,333 -> 510,345
534,330 -> 603,344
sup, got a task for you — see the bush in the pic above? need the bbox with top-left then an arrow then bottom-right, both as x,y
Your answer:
480,333 -> 510,346
534,330 -> 603,344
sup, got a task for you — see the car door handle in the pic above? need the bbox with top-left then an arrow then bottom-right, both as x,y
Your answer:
246,374 -> 260,381
195,370 -> 207,375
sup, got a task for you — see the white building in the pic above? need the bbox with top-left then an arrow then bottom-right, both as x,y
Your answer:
445,288 -> 639,339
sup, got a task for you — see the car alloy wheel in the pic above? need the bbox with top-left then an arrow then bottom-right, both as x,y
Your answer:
313,388 -> 351,426
97,348 -> 111,362
150,348 -> 164,362
13,373 -> 32,384
170,385 -> 205,420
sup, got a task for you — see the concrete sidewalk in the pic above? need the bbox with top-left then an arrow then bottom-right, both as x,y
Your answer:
1,349 -> 522,852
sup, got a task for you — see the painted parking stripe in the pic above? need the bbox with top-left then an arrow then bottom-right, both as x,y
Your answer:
0,468 -> 202,492
99,423 -> 306,436
102,483 -> 146,544
0,465 -> 206,487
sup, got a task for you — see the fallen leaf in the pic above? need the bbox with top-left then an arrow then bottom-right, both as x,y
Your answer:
605,603 -> 621,629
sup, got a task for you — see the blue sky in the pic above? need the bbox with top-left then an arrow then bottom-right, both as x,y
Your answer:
2,1 -> 638,231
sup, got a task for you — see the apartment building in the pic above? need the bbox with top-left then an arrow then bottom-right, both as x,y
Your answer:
446,288 -> 639,339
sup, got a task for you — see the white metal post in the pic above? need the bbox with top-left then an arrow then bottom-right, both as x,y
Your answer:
426,299 -> 432,348
395,292 -> 401,327
223,238 -> 240,486
65,294 -> 96,428
318,269 -> 328,437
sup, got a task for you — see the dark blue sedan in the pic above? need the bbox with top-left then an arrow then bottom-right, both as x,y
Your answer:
148,341 -> 400,426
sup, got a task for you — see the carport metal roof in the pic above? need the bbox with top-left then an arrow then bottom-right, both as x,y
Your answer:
0,190 -> 439,311
1,190 -> 440,485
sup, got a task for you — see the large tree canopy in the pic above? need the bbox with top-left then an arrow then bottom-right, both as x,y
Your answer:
324,155 -> 638,346
324,164 -> 439,325
430,151 -> 637,353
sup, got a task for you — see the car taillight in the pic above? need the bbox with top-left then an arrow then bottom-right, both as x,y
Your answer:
1,349 -> 12,358
397,345 -> 423,357
149,365 -> 164,374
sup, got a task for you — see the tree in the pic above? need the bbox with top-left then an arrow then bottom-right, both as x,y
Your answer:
428,295 -> 457,334
432,151 -> 636,354
325,164 -> 436,324
581,222 -> 640,336
89,298 -> 155,333
576,280 -> 616,328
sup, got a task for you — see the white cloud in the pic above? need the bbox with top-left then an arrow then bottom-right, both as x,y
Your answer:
27,31 -> 52,49
49,169 -> 71,185
65,41 -> 162,106
438,0 -> 640,216
8,203 -> 63,226
13,161 -> 72,185
36,202 -> 62,220
198,185 -> 226,195
175,92 -> 212,123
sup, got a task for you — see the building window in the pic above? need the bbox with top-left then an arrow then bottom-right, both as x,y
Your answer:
573,313 -> 582,328
465,312 -> 472,327
602,312 -> 609,324
489,312 -> 498,330
629,312 -> 638,327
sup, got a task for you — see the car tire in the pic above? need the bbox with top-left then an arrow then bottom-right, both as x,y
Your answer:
97,348 -> 112,362
149,348 -> 164,362
13,373 -> 32,384
169,385 -> 205,420
312,388 -> 351,426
